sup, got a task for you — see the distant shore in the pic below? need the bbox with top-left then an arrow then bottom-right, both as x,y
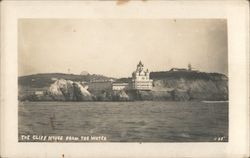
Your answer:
18,70 -> 228,102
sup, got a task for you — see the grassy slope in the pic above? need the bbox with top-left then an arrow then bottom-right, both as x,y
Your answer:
150,71 -> 228,81
18,71 -> 228,101
18,71 -> 228,87
18,71 -> 227,88
18,73 -> 115,88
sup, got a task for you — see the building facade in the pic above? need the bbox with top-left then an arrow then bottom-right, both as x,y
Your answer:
112,83 -> 129,91
88,80 -> 113,92
111,61 -> 153,91
131,61 -> 153,90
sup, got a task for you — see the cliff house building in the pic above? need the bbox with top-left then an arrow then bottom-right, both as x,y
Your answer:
112,61 -> 153,91
131,61 -> 153,90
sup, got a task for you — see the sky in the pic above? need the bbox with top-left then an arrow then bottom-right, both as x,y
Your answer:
18,19 -> 228,77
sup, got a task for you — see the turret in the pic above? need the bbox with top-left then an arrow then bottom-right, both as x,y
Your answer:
137,61 -> 144,72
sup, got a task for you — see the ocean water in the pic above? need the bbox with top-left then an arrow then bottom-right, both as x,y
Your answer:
18,101 -> 228,142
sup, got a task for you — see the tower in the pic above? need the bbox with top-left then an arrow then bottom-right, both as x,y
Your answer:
188,63 -> 192,71
131,61 -> 153,90
137,61 -> 144,72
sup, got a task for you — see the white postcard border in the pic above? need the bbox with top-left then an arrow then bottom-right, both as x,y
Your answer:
1,1 -> 249,158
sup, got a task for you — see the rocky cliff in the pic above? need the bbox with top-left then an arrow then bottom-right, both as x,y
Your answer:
149,71 -> 228,101
20,79 -> 92,101
48,79 -> 92,101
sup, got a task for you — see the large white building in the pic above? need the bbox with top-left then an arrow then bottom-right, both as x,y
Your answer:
131,61 -> 153,90
112,61 -> 153,91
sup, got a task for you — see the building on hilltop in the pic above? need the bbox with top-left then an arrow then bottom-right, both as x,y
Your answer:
131,61 -> 153,90
111,61 -> 153,91
169,63 -> 198,72
87,80 -> 113,92
169,68 -> 188,72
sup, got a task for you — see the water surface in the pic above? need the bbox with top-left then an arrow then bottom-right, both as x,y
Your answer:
19,101 -> 228,142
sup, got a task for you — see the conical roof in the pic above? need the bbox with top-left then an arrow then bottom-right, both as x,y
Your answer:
137,61 -> 144,67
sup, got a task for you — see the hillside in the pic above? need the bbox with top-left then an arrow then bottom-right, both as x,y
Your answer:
150,71 -> 228,81
18,71 -> 228,101
19,73 -> 115,88
149,71 -> 228,101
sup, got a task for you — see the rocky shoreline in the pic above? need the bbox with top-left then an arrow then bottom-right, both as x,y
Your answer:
18,71 -> 228,102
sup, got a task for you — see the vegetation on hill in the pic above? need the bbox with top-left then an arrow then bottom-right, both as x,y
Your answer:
150,71 -> 228,81
18,71 -> 228,101
115,77 -> 132,83
18,73 -> 115,88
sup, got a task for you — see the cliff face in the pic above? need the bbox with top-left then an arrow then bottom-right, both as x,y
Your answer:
150,78 -> 228,101
48,79 -> 92,101
149,71 -> 228,101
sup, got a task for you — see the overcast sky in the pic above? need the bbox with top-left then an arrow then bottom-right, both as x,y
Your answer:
18,19 -> 228,77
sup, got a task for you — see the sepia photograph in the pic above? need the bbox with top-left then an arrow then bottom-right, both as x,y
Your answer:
1,1 -> 249,157
18,19 -> 229,142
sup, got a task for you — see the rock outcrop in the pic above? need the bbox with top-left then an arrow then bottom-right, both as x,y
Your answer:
150,71 -> 228,101
48,79 -> 92,101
